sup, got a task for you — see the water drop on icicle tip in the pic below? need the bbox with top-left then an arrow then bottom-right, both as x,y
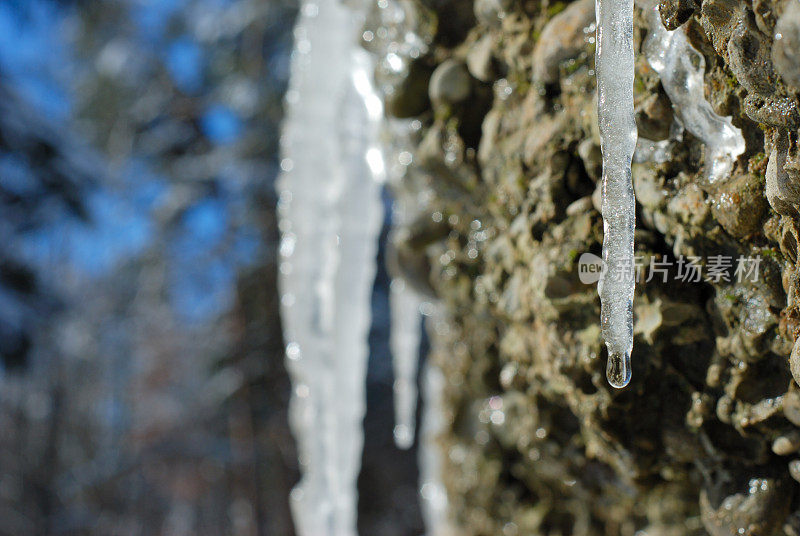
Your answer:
606,350 -> 631,389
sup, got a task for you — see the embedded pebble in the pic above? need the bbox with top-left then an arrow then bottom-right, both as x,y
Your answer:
467,34 -> 495,82
577,139 -> 602,181
667,183 -> 708,227
631,164 -> 665,210
710,173 -> 767,238
531,0 -> 595,84
566,196 -> 594,217
772,431 -> 800,456
658,0 -> 700,30
474,0 -> 511,27
790,460 -> 800,483
784,390 -> 800,427
429,59 -> 472,105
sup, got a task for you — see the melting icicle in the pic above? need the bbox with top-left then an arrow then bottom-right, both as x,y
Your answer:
278,1 -> 384,534
390,278 -> 423,449
643,2 -> 745,183
595,0 -> 637,388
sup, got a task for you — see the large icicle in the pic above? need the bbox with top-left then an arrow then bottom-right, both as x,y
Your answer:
595,0 -> 638,388
278,1 -> 384,534
643,2 -> 745,183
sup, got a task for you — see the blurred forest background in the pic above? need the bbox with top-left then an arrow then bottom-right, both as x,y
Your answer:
0,1 -> 422,534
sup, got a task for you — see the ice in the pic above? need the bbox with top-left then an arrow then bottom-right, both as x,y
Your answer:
643,2 -> 745,184
595,0 -> 637,388
418,328 -> 455,536
390,277 -> 423,449
601,1 -> 746,387
277,1 -> 384,534
386,128 -> 425,451
360,0 -> 433,453
634,119 -> 684,164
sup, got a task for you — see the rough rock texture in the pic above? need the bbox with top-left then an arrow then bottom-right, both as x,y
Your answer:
372,0 -> 800,533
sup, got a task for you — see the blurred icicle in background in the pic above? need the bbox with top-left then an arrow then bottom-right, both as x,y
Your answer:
277,0 -> 384,533
0,0 -> 436,533
278,0 -> 451,534
0,0 -> 305,533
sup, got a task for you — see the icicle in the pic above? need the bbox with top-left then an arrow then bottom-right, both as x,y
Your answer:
418,331 -> 454,536
278,1 -> 384,534
390,277 -> 423,448
643,2 -> 745,183
360,0 -> 433,452
595,0 -> 637,388
386,135 -> 426,451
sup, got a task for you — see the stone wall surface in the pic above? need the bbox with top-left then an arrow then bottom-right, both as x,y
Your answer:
375,0 -> 800,533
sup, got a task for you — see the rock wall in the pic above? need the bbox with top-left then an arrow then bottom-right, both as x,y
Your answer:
377,0 -> 800,533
